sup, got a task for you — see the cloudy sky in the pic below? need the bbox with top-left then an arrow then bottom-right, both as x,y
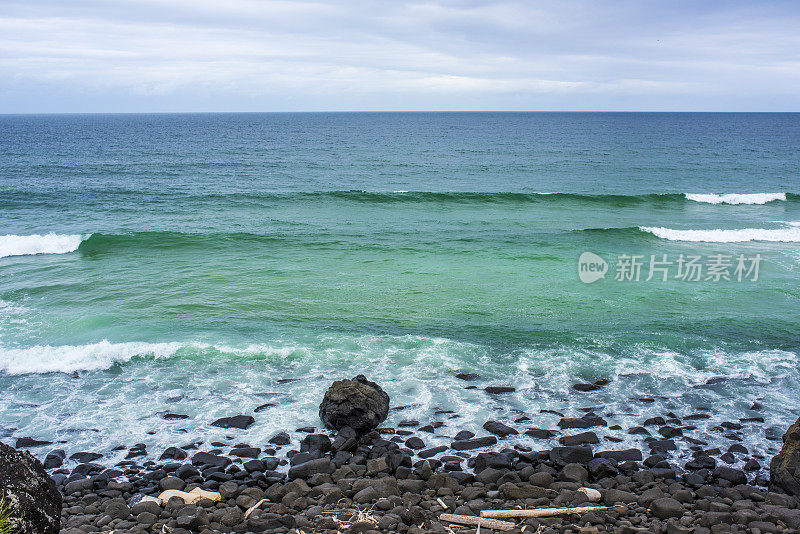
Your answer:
1,0 -> 799,112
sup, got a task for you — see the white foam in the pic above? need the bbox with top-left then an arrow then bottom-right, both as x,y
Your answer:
0,233 -> 86,258
685,193 -> 786,205
0,340 -> 193,375
640,226 -> 800,242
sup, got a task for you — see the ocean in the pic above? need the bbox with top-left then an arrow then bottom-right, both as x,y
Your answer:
0,112 -> 798,466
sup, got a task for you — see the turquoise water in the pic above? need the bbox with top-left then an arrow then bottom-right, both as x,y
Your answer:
0,112 -> 798,464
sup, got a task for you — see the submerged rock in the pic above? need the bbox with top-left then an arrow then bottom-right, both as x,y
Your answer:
770,416 -> 800,495
0,442 -> 62,534
319,375 -> 389,433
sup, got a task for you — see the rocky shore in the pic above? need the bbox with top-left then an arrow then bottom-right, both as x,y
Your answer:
4,375 -> 800,533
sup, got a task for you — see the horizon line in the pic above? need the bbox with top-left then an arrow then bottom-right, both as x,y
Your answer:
2,110 -> 800,116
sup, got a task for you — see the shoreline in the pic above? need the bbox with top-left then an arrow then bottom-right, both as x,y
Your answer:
11,394 -> 800,533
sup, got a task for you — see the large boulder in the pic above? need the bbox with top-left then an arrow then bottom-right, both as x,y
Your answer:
771,416 -> 800,495
319,375 -> 389,433
0,442 -> 62,534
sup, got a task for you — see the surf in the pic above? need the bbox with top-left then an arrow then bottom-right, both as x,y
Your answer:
0,233 -> 87,258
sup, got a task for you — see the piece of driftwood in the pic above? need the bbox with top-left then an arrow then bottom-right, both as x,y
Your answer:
244,498 -> 269,519
480,505 -> 607,519
439,513 -> 515,530
157,488 -> 222,505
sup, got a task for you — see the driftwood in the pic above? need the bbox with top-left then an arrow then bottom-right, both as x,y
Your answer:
480,505 -> 607,519
244,498 -> 269,519
439,513 -> 515,531
157,488 -> 222,505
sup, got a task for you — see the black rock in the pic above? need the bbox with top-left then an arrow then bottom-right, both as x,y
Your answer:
596,448 -> 642,462
300,434 -> 331,454
418,446 -> 448,459
0,442 -> 62,534
319,375 -> 390,433
159,447 -> 188,461
14,437 -> 52,448
43,450 -> 65,470
483,420 -> 519,437
331,426 -> 358,452
288,457 -> 333,479
230,447 -> 260,458
454,430 -> 475,441
525,428 -> 556,439
161,412 -> 189,420
405,437 -> 425,449
559,431 -> 599,446
713,465 -> 747,485
210,415 -> 255,430
268,431 -> 291,445
771,416 -> 800,495
455,373 -> 479,381
451,436 -> 498,451
69,452 -> 103,464
558,416 -> 607,429
191,452 -> 231,469
550,445 -> 594,465
484,386 -> 515,394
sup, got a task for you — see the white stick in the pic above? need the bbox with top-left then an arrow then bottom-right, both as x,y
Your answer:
439,513 -> 515,531
480,506 -> 607,519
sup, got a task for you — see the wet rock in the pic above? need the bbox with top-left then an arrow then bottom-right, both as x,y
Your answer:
483,420 -> 518,437
713,466 -> 746,485
230,446 -> 261,458
455,373 -> 479,380
451,436 -> 497,451
191,452 -> 231,469
651,497 -> 684,519
159,446 -> 188,461
14,437 -> 52,448
69,452 -> 103,463
559,431 -> 599,446
525,428 -> 556,439
550,446 -> 594,466
289,457 -> 333,479
43,450 -> 65,470
484,386 -> 515,394
419,446 -> 447,459
0,441 -> 62,534
406,437 -> 425,449
319,375 -> 390,433
558,416 -> 607,430
770,416 -> 800,495
211,415 -> 255,429
596,448 -> 642,462
269,431 -> 291,445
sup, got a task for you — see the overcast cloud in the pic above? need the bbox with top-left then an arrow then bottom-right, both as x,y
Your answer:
1,0 -> 799,112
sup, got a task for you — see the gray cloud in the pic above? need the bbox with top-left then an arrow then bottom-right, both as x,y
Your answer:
0,0 -> 798,111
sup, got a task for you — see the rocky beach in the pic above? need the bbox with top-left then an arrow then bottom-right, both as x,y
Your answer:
2,375 -> 800,534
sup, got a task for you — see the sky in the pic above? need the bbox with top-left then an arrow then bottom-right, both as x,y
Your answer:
1,0 -> 799,112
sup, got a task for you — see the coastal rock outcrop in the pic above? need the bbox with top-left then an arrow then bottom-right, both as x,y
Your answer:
0,442 -> 62,534
319,375 -> 389,433
770,415 -> 800,495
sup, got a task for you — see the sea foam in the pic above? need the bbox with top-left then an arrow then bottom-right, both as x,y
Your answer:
640,226 -> 800,242
0,233 -> 86,258
685,193 -> 786,205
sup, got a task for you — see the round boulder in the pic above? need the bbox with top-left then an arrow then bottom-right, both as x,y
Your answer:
771,416 -> 800,495
319,375 -> 389,433
0,442 -> 62,534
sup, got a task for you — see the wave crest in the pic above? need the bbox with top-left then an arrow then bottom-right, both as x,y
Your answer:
0,233 -> 87,258
685,193 -> 787,205
640,226 -> 800,242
